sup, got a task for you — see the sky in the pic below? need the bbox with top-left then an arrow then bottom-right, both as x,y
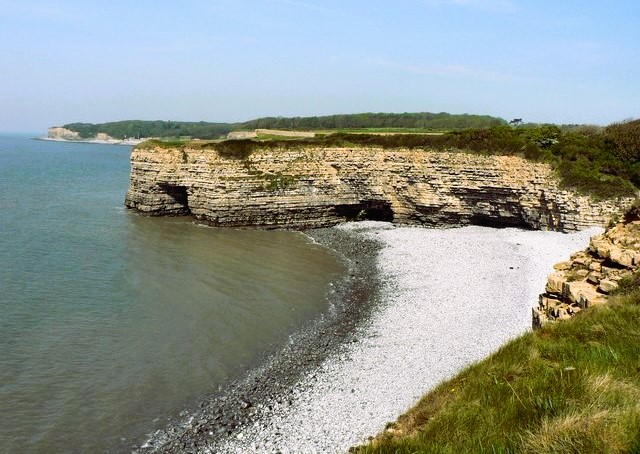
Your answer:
1,0 -> 639,133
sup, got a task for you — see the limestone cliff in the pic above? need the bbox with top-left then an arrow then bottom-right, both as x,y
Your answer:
48,127 -> 81,140
47,127 -> 115,142
46,126 -> 144,145
125,144 -> 633,231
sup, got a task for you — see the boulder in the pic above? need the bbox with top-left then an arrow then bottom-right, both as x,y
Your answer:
546,273 -> 566,294
598,279 -> 619,294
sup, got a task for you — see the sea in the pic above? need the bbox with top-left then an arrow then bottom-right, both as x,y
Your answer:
0,135 -> 346,453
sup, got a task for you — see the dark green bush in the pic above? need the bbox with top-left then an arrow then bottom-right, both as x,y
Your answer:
604,119 -> 640,162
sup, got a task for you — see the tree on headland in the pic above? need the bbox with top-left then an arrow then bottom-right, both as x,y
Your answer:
509,118 -> 524,127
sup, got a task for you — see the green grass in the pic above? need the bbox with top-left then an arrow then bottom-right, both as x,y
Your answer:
352,286 -> 640,454
135,138 -> 191,149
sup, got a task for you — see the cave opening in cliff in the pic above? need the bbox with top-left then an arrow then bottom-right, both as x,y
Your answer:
469,213 -> 531,229
159,184 -> 191,215
335,200 -> 394,222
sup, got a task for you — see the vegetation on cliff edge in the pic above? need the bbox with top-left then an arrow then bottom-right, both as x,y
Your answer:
137,119 -> 640,199
352,278 -> 640,453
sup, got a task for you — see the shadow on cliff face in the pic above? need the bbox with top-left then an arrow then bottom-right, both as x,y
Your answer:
469,213 -> 532,230
335,200 -> 394,222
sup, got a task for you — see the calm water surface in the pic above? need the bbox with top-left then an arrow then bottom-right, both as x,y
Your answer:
0,136 -> 345,452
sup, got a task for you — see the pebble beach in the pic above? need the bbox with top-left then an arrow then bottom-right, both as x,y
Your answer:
138,222 -> 599,453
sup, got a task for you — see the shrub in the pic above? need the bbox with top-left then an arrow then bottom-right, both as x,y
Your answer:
604,119 -> 640,162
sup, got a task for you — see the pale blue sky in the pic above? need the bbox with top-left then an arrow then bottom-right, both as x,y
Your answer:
1,0 -> 638,132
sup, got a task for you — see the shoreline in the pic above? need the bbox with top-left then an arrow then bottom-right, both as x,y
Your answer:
132,226 -> 385,452
34,137 -> 145,146
131,222 -> 599,453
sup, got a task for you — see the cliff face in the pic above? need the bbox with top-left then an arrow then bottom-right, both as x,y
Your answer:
48,127 -> 81,140
125,145 -> 632,231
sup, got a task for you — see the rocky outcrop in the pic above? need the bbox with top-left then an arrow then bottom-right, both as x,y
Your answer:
533,209 -> 640,328
47,127 -> 115,142
48,127 -> 81,140
46,127 -> 144,145
125,144 -> 633,231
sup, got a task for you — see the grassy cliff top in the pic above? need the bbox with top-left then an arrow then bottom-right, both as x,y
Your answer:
136,121 -> 640,199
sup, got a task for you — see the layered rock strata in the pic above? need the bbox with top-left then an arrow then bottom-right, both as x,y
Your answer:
533,210 -> 640,328
125,144 -> 633,231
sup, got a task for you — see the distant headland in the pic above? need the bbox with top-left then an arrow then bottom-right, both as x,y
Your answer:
42,126 -> 146,145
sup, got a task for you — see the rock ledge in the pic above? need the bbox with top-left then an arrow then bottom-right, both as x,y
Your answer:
533,208 -> 640,328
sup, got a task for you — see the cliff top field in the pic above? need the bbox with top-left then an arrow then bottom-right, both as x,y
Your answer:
135,119 -> 640,200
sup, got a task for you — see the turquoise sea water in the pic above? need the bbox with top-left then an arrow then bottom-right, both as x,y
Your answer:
0,136 -> 345,452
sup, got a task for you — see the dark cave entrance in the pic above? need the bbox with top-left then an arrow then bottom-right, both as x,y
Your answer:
335,200 -> 394,222
469,213 -> 531,230
160,184 -> 191,215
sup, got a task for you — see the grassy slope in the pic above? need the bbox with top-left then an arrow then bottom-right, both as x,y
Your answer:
352,287 -> 640,454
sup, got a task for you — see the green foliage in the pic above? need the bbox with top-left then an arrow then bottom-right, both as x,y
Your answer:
613,269 -> 640,294
64,120 -> 233,140
242,112 -> 506,130
556,158 -> 635,198
63,112 -> 507,140
353,284 -> 640,454
604,119 -> 640,163
262,172 -> 297,191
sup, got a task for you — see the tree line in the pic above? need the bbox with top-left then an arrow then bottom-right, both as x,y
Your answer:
63,120 -> 232,140
63,112 -> 507,140
240,112 -> 506,130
